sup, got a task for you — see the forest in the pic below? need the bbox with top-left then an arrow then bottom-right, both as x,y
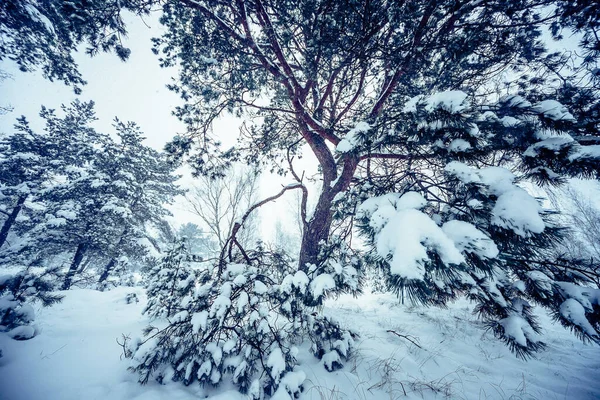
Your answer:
1,1 -> 600,399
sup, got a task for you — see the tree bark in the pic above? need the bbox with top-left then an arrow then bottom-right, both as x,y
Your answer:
298,188 -> 335,271
97,258 -> 118,284
62,243 -> 88,290
98,258 -> 117,283
0,195 -> 27,249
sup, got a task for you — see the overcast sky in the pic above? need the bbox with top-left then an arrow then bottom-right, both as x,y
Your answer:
0,14 -> 183,149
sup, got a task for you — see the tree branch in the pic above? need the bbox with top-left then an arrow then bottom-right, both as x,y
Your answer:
221,183 -> 308,266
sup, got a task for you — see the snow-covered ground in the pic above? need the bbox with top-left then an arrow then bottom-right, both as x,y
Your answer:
1,287 -> 599,400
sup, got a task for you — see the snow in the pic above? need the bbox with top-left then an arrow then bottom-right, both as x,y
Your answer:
310,274 -> 336,297
556,281 -> 600,311
6,325 -> 35,340
500,95 -> 532,108
402,95 -> 424,113
424,90 -> 469,113
236,292 -> 248,313
441,220 -> 499,259
0,288 -> 599,399
359,192 -> 470,280
253,280 -> 268,295
500,116 -> 522,127
527,271 -> 554,292
569,144 -> 600,161
498,315 -> 538,347
492,188 -> 545,236
24,3 -> 56,35
444,161 -> 481,184
335,122 -> 370,153
267,347 -> 286,383
445,162 -> 546,236
403,91 -> 469,114
376,209 -> 465,279
447,138 -> 472,152
272,370 -> 306,399
357,191 -> 426,219
0,294 -> 18,312
206,342 -> 223,364
292,271 -> 309,293
223,263 -> 245,279
560,299 -> 597,336
533,100 -> 575,121
321,350 -> 341,370
191,311 -> 209,333
209,285 -> 232,320
56,209 -> 77,220
0,288 -> 210,400
467,123 -> 481,137
523,136 -> 574,157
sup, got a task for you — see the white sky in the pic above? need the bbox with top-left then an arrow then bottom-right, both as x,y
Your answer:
0,14 -> 181,149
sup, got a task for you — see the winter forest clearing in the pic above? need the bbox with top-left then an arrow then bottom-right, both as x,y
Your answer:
1,1 -> 600,399
1,287 -> 599,400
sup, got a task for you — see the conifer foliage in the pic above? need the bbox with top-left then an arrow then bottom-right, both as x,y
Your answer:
131,243 -> 355,398
0,0 -> 153,92
0,266 -> 63,342
118,0 -> 600,395
0,101 -> 181,291
2,0 -> 600,397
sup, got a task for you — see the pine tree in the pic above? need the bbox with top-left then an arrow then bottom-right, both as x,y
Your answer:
131,246 -> 353,397
3,0 -> 600,395
3,101 -> 182,289
120,1 -> 600,394
1,100 -> 104,260
0,266 -> 63,342
177,223 -> 214,258
143,239 -> 199,319
150,0 -> 600,358
0,0 -> 153,92
94,119 -> 183,286
0,118 -> 52,250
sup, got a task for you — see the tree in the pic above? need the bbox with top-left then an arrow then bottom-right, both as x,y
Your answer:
154,0 -> 600,341
185,166 -> 260,253
155,0 -> 599,270
2,101 -> 182,289
0,0 -> 153,92
143,239 -> 199,319
0,122 -> 49,250
177,222 -> 214,258
0,100 -> 104,255
4,0 -> 600,395
123,0 -> 600,393
94,119 -> 184,285
0,266 -> 63,342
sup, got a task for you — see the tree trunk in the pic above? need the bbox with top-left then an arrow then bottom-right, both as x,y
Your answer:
62,243 -> 88,290
298,190 -> 335,272
98,258 -> 117,283
297,155 -> 358,272
0,195 -> 27,249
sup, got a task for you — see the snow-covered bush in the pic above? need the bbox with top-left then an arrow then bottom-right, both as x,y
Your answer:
128,249 -> 357,397
125,292 -> 139,304
143,240 -> 200,319
0,266 -> 63,342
